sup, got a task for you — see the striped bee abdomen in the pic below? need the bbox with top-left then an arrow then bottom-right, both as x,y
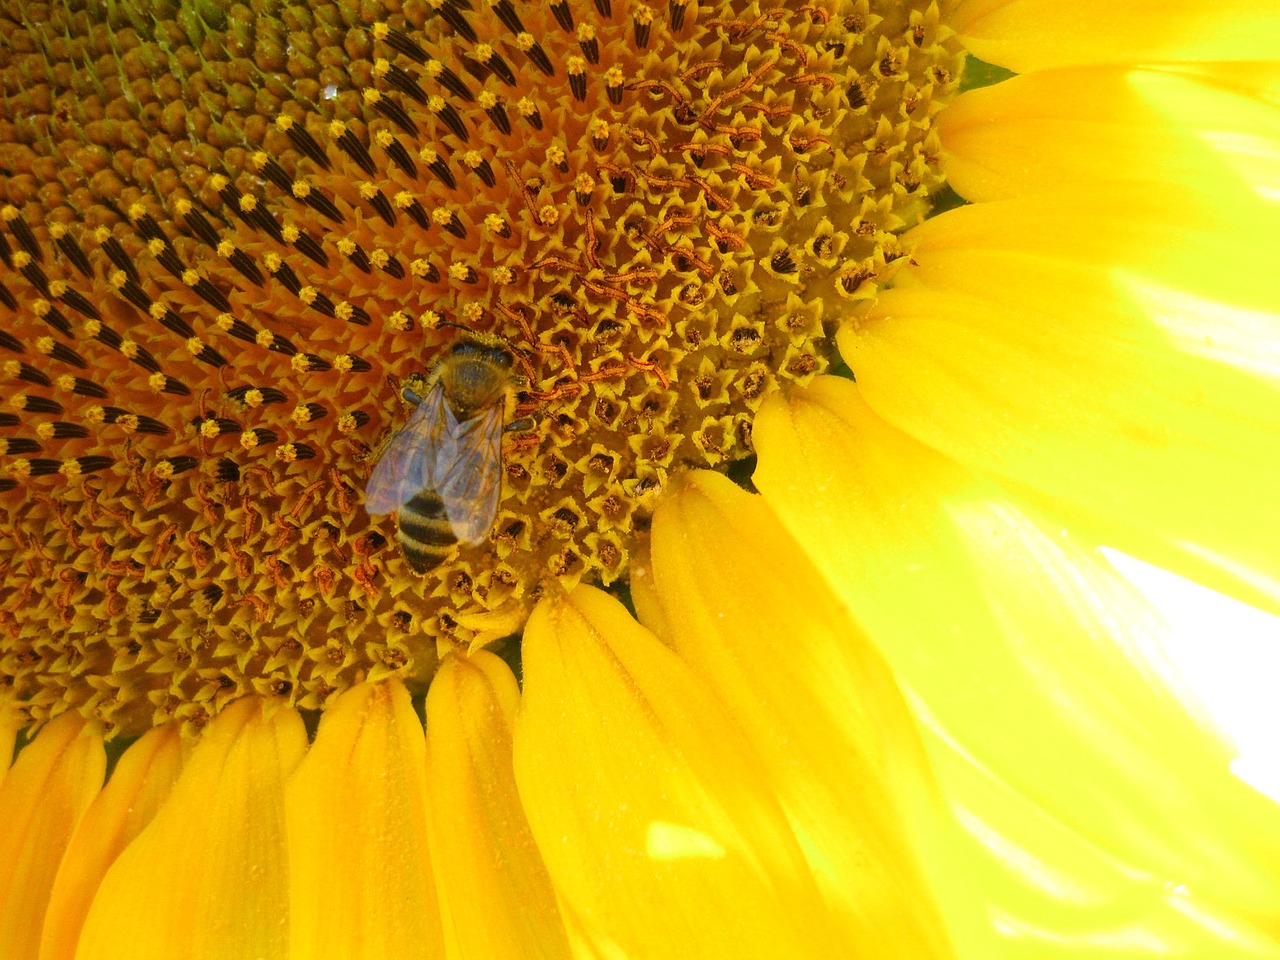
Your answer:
397,489 -> 457,572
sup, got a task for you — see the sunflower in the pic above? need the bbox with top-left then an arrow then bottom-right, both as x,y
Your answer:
2,0 -> 1279,955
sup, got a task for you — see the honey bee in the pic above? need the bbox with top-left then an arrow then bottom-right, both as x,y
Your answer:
365,331 -> 529,573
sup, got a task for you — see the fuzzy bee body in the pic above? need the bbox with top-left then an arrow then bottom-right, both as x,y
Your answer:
365,333 -> 524,572
396,489 -> 457,573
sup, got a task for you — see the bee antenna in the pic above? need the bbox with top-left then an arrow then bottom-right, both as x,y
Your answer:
432,319 -> 478,336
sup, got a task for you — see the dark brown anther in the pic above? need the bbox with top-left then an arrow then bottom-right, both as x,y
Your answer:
404,200 -> 430,230
381,26 -> 429,63
346,244 -> 372,273
486,102 -> 511,135
227,386 -> 288,405
192,280 -> 232,313
372,93 -> 420,137
770,250 -> 797,273
12,363 -> 50,386
46,342 -> 86,369
486,51 -> 517,86
471,158 -> 496,188
286,123 -> 332,171
182,208 -> 221,248
132,212 -> 170,245
0,329 -> 20,351
381,256 -> 406,280
443,214 -> 467,240
35,303 -> 71,336
58,286 -> 100,321
155,308 -> 195,338
293,233 -> 329,268
524,42 -> 554,76
7,211 -> 41,263
158,376 -> 191,395
569,70 -> 587,102
369,191 -> 397,226
164,456 -> 199,475
54,233 -> 92,278
522,105 -> 544,130
270,261 -> 303,296
384,139 -> 417,177
594,0 -> 612,15
268,335 -> 298,356
127,345 -> 161,373
435,0 -> 478,43
76,456 -> 114,475
307,292 -> 337,318
382,61 -> 428,103
20,261 -> 50,297
436,101 -> 469,142
19,396 -> 62,415
579,35 -> 599,64
302,190 -> 344,225
670,0 -> 689,30
227,248 -> 266,285
100,235 -> 139,284
0,232 -> 10,268
193,344 -> 228,367
257,156 -> 294,193
25,458 -> 61,476
347,306 -> 372,326
433,63 -> 476,102
336,130 -> 378,176
153,244 -> 185,279
492,0 -> 525,33
549,0 -> 574,31
47,421 -> 88,438
254,205 -> 285,242
426,155 -> 457,189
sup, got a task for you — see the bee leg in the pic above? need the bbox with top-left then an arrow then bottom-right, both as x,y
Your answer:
504,416 -> 536,433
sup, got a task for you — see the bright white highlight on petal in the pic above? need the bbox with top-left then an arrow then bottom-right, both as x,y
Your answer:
1124,276 -> 1280,382
1101,547 -> 1280,802
644,821 -> 727,861
323,83 -> 338,100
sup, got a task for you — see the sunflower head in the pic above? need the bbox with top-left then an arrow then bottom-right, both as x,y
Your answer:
0,0 -> 961,737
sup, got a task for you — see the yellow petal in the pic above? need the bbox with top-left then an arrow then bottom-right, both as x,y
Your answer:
843,186 -> 1280,615
425,652 -> 570,960
937,726 -> 1280,959
0,700 -> 19,780
514,584 -> 843,960
940,64 -> 1280,205
287,681 -> 443,960
753,376 -> 1280,945
38,725 -> 185,960
638,471 -> 989,959
951,0 -> 1280,72
0,713 -> 104,960
76,698 -> 305,960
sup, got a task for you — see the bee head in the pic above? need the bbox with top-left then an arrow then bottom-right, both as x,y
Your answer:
448,332 -> 514,369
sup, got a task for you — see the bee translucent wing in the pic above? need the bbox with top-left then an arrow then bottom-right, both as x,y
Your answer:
430,402 -> 505,546
364,383 -> 448,516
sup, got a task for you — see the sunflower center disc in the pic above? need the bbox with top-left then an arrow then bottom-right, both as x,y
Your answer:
0,0 -> 961,736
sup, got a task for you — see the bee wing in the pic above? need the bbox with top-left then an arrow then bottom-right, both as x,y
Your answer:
430,403 -> 505,546
364,383 -> 449,516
